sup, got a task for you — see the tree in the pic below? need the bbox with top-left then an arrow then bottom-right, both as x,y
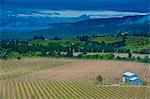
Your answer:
39,36 -> 45,40
79,35 -> 89,41
137,57 -> 141,60
116,56 -> 122,60
96,75 -> 103,84
143,81 -> 148,86
2,54 -> 9,60
143,56 -> 150,63
53,36 -> 62,40
128,50 -> 132,58
33,35 -> 38,40
17,56 -> 21,60
66,44 -> 74,57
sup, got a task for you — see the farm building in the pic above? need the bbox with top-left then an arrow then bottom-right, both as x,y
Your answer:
122,72 -> 142,85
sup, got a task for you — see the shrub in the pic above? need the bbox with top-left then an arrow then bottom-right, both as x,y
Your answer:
17,57 -> 21,60
1,54 -> 10,60
104,53 -> 115,59
143,56 -> 150,63
116,56 -> 122,60
143,81 -> 148,86
128,50 -> 132,58
96,75 -> 103,84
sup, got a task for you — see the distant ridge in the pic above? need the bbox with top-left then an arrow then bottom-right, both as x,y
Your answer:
35,14 -> 150,35
1,14 -> 150,40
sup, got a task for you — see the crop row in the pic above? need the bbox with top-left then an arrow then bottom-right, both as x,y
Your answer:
0,80 -> 149,99
0,59 -> 68,80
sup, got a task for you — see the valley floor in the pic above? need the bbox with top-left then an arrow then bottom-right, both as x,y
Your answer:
0,58 -> 150,98
19,58 -> 150,84
0,80 -> 149,99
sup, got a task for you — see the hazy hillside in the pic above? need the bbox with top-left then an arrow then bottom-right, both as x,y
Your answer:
1,14 -> 150,40
0,9 -> 90,33
45,14 -> 150,35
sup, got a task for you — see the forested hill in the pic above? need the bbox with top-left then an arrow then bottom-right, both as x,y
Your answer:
32,14 -> 150,37
1,14 -> 150,40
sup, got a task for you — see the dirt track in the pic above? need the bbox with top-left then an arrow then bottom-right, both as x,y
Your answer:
21,58 -> 150,83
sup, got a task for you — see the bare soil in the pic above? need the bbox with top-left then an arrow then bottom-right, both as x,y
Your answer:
21,58 -> 150,83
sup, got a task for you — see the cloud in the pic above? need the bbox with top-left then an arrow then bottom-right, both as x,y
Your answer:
15,10 -> 149,18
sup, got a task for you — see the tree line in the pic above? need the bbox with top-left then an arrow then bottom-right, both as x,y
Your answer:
0,35 -> 149,63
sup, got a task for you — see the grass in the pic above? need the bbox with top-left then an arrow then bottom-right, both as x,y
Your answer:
89,36 -> 150,52
30,38 -> 80,46
124,36 -> 150,52
89,36 -> 122,43
30,36 -> 150,53
30,40 -> 52,46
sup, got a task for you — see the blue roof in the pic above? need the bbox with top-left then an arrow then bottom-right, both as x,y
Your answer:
123,72 -> 135,77
130,77 -> 138,81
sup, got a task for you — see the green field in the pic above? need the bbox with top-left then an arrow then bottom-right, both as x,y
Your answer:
89,36 -> 122,43
29,36 -> 150,53
124,37 -> 150,52
30,38 -> 81,46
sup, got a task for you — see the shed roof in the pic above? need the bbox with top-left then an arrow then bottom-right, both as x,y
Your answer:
130,77 -> 138,81
123,72 -> 135,77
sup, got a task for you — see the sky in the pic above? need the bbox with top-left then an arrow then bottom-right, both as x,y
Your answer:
1,0 -> 150,13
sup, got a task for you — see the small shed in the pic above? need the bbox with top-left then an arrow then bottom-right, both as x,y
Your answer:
122,72 -> 142,85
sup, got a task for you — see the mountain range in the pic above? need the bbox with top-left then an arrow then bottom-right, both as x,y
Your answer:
1,14 -> 150,40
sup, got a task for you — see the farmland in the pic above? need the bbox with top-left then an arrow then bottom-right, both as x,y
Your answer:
0,58 -> 150,98
1,4 -> 150,98
124,36 -> 150,52
30,36 -> 150,53
21,58 -> 150,84
0,80 -> 149,99
0,58 -> 149,82
89,36 -> 122,43
0,58 -> 71,80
